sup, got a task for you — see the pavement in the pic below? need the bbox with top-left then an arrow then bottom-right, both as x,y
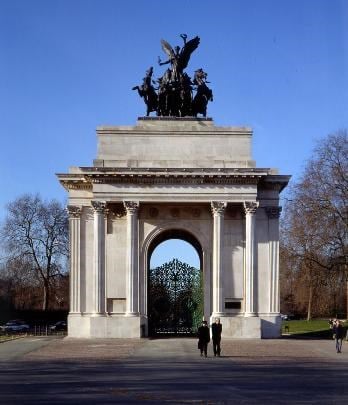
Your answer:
0,336 -> 347,404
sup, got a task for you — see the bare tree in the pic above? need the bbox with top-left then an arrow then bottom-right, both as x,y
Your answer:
281,130 -> 348,319
1,194 -> 69,311
1,256 -> 39,309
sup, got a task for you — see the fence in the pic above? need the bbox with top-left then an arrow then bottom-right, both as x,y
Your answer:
0,325 -> 67,337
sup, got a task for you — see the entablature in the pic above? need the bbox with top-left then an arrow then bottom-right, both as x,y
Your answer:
57,167 -> 284,191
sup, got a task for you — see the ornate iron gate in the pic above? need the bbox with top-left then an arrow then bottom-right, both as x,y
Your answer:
148,258 -> 203,336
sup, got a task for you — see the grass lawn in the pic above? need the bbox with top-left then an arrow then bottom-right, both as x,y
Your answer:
282,319 -> 348,338
0,334 -> 19,342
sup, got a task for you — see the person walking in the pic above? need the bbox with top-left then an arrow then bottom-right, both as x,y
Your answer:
328,318 -> 334,330
212,317 -> 222,357
197,320 -> 210,357
333,320 -> 344,353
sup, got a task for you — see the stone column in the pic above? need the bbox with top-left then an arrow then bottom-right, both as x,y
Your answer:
67,205 -> 82,313
266,206 -> 282,313
243,201 -> 259,316
91,200 -> 107,315
211,201 -> 227,316
124,201 -> 140,316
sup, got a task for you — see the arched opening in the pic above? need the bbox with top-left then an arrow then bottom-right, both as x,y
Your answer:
147,229 -> 203,336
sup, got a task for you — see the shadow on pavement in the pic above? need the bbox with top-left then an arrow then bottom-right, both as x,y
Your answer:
0,354 -> 347,404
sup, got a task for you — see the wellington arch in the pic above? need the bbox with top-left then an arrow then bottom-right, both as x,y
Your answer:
57,118 -> 290,338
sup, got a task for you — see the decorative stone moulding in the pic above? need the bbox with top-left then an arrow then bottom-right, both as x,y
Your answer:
243,201 -> 259,214
265,206 -> 282,219
91,200 -> 107,213
112,207 -> 126,218
192,208 -> 201,218
67,205 -> 82,218
149,207 -> 159,218
211,201 -> 227,215
123,201 -> 140,213
170,208 -> 180,218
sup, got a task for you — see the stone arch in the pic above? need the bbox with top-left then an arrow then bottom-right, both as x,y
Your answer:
140,221 -> 212,332
148,229 -> 202,266
141,220 -> 210,257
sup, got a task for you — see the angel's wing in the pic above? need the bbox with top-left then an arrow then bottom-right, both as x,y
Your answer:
160,39 -> 175,59
179,36 -> 200,70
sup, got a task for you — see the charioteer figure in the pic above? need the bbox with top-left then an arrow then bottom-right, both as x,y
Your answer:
132,66 -> 158,117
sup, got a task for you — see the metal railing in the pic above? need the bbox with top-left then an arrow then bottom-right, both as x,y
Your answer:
0,326 -> 67,338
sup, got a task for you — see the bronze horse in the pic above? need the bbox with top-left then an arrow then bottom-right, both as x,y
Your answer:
192,82 -> 213,117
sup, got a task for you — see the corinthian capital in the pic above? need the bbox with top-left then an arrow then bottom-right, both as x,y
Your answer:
123,201 -> 139,214
243,201 -> 259,215
211,201 -> 227,216
91,200 -> 107,213
67,205 -> 82,218
265,206 -> 282,219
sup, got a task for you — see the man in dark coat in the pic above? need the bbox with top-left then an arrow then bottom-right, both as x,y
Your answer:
212,317 -> 222,357
198,320 -> 210,357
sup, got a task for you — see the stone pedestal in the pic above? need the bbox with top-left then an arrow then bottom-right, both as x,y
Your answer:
68,314 -> 146,338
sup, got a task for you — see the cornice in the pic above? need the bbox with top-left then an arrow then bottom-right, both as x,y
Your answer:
259,175 -> 291,193
57,168 -> 289,190
78,167 -> 268,174
96,123 -> 253,137
56,174 -> 92,191
63,183 -> 92,191
88,175 -> 262,185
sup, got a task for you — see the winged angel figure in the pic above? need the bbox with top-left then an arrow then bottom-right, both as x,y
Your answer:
158,34 -> 200,83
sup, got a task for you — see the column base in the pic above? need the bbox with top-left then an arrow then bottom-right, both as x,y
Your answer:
211,316 -> 261,338
259,314 -> 282,338
244,312 -> 257,317
211,312 -> 225,318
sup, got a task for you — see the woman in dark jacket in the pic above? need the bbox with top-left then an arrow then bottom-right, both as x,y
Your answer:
198,320 -> 210,357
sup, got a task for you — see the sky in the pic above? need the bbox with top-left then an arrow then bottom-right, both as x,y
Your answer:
1,0 -> 347,267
